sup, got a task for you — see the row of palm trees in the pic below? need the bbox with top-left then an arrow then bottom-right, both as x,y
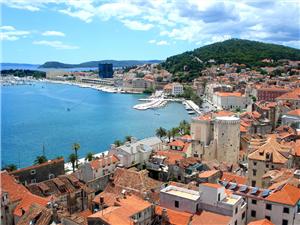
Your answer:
156,120 -> 191,142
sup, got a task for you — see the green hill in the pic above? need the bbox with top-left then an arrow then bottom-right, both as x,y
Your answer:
162,39 -> 300,82
39,60 -> 162,68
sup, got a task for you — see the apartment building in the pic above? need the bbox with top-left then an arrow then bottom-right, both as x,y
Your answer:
220,181 -> 300,225
159,183 -> 246,225
109,137 -> 162,168
247,137 -> 293,188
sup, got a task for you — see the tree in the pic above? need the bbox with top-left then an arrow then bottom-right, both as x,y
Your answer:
166,130 -> 172,143
72,143 -> 80,168
69,153 -> 77,172
2,164 -> 17,172
125,135 -> 132,142
171,127 -> 179,139
34,155 -> 48,165
85,152 -> 94,161
179,120 -> 188,134
114,140 -> 123,147
156,127 -> 167,140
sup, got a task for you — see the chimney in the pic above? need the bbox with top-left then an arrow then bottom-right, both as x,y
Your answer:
161,208 -> 169,225
100,196 -> 104,204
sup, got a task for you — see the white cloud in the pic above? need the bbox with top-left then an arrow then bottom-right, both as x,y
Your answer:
1,0 -> 300,48
148,39 -> 170,46
156,40 -> 169,46
42,30 -> 65,37
0,25 -> 30,41
33,40 -> 79,49
121,20 -> 153,31
0,26 -> 16,31
148,39 -> 156,44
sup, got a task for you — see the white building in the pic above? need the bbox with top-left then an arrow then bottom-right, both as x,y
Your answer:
159,183 -> 246,225
213,92 -> 247,110
221,181 -> 300,225
109,137 -> 162,168
77,154 -> 120,183
172,82 -> 184,96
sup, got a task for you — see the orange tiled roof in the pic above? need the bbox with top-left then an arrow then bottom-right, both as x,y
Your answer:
248,137 -> 290,164
214,110 -> 235,117
276,88 -> 300,100
169,140 -> 185,148
1,171 -> 30,202
287,109 -> 300,117
198,170 -> 219,178
266,184 -> 300,206
155,206 -> 192,225
221,172 -> 247,185
248,219 -> 275,225
191,210 -> 231,225
155,150 -> 185,165
14,193 -> 49,217
89,154 -> 119,170
215,92 -> 242,97
89,194 -> 152,225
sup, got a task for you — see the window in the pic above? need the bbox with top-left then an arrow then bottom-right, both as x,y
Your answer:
266,203 -> 272,210
252,199 -> 257,205
31,179 -> 36,184
251,210 -> 256,218
178,176 -> 181,181
283,207 -> 290,214
251,180 -> 256,187
49,174 -> 55,179
235,207 -> 238,214
175,201 -> 179,208
242,212 -> 246,220
30,170 -> 36,175
265,216 -> 271,221
253,162 -> 257,166
282,219 -> 288,225
253,169 -> 257,176
218,193 -> 221,201
234,220 -> 237,225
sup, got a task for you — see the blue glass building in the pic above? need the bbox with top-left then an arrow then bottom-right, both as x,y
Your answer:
98,63 -> 113,78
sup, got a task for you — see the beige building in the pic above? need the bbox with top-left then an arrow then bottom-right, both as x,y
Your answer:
191,113 -> 240,165
247,137 -> 293,187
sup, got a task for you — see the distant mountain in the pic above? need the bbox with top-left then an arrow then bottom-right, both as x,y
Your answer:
1,63 -> 40,70
39,60 -> 162,68
162,39 -> 300,81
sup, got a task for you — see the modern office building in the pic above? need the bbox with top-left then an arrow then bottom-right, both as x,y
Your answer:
98,63 -> 113,78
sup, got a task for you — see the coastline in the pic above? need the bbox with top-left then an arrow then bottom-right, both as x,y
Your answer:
43,79 -> 143,94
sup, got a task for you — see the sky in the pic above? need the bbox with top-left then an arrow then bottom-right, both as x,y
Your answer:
1,0 -> 300,64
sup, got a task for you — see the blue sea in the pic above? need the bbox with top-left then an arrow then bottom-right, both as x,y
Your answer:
1,82 -> 190,168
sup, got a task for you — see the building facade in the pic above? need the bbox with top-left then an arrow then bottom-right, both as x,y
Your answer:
98,63 -> 113,78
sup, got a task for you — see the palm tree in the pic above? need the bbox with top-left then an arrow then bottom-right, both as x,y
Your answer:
34,155 -> 48,165
125,135 -> 132,142
114,140 -> 123,147
156,127 -> 167,140
69,153 -> 77,172
171,127 -> 179,139
85,152 -> 94,161
2,164 -> 17,172
72,143 -> 80,168
166,130 -> 172,143
179,120 -> 188,134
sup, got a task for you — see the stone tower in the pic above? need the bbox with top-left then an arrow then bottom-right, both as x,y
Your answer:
214,116 -> 240,164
